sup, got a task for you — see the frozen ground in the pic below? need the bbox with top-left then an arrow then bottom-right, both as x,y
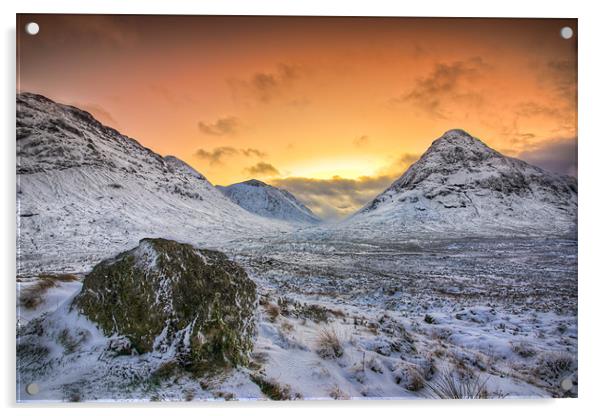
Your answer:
16,232 -> 577,401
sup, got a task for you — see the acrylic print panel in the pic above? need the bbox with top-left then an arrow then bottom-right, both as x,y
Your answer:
16,14 -> 577,402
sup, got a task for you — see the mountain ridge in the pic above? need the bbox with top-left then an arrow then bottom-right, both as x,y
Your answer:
345,129 -> 577,236
16,92 -> 289,274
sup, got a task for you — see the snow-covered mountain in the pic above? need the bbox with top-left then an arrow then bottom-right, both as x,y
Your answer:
16,93 -> 288,274
344,129 -> 577,236
217,179 -> 321,224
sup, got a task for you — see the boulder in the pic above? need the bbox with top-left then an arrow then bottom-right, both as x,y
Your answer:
73,238 -> 257,372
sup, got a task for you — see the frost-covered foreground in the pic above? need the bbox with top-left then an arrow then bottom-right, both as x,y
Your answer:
17,234 -> 577,401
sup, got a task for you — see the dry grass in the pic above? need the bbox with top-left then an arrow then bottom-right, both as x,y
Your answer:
280,321 -> 294,332
535,351 -> 576,382
19,274 -> 79,310
250,374 -> 299,400
405,367 -> 426,391
264,303 -> 281,322
315,326 -> 344,359
19,279 -> 56,309
511,341 -> 537,358
328,384 -> 350,400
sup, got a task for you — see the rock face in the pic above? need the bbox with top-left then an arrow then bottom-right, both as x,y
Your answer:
16,93 -> 287,274
346,129 -> 577,236
73,238 -> 257,371
217,179 -> 321,224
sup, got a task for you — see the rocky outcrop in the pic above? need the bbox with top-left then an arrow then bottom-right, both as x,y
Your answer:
73,238 -> 257,372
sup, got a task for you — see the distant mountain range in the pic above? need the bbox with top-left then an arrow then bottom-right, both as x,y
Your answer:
345,129 -> 577,235
16,94 -> 577,273
217,179 -> 321,224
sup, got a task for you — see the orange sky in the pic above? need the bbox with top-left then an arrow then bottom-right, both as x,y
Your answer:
17,15 -> 577,219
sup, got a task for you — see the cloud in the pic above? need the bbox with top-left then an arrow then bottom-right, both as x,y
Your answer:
229,63 -> 303,104
244,162 -> 280,177
393,57 -> 488,119
46,15 -> 139,49
517,137 -> 577,177
195,146 -> 239,165
241,148 -> 267,158
270,174 -> 397,220
196,146 -> 267,165
375,153 -> 421,177
543,59 -> 576,101
198,116 -> 240,136
353,135 -> 370,147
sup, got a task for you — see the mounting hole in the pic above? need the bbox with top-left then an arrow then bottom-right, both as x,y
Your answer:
560,377 -> 573,391
25,22 -> 40,36
560,26 -> 573,40
26,383 -> 39,395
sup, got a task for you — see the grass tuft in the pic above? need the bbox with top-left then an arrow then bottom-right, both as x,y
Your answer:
315,326 -> 344,359
424,367 -> 489,399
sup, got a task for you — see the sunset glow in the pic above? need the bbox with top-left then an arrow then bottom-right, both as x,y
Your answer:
17,15 -> 577,218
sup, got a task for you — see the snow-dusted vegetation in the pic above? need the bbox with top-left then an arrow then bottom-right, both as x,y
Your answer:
16,94 -> 577,401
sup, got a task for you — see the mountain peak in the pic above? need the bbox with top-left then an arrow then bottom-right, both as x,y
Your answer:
352,130 -> 577,235
218,180 -> 321,224
241,179 -> 269,188
431,129 -> 493,152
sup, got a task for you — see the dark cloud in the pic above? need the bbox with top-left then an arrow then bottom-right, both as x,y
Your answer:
517,137 -> 577,177
353,135 -> 370,147
196,147 -> 267,165
229,63 -> 302,104
244,162 -> 280,177
543,59 -> 577,101
393,153 -> 420,167
499,98 -> 575,147
241,148 -> 267,158
393,57 -> 487,119
195,146 -> 238,165
198,116 -> 240,136
514,101 -> 562,119
270,174 -> 397,220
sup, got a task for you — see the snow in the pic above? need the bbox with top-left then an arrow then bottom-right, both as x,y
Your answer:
344,129 -> 577,238
16,97 -> 578,401
218,179 -> 321,224
18,234 -> 577,401
17,92 -> 292,275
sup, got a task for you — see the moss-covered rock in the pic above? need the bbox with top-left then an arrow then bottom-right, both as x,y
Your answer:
72,238 -> 257,372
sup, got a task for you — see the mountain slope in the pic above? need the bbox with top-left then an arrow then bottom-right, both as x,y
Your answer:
16,93 -> 288,274
344,129 -> 577,236
217,179 -> 321,224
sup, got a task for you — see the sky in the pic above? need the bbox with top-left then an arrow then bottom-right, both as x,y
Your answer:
17,15 -> 577,219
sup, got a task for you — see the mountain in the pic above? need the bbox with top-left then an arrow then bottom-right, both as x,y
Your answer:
217,179 -> 321,224
16,93 -> 288,274
345,129 -> 577,236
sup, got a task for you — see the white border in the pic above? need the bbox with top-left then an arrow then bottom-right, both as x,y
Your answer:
2,1 -> 600,416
